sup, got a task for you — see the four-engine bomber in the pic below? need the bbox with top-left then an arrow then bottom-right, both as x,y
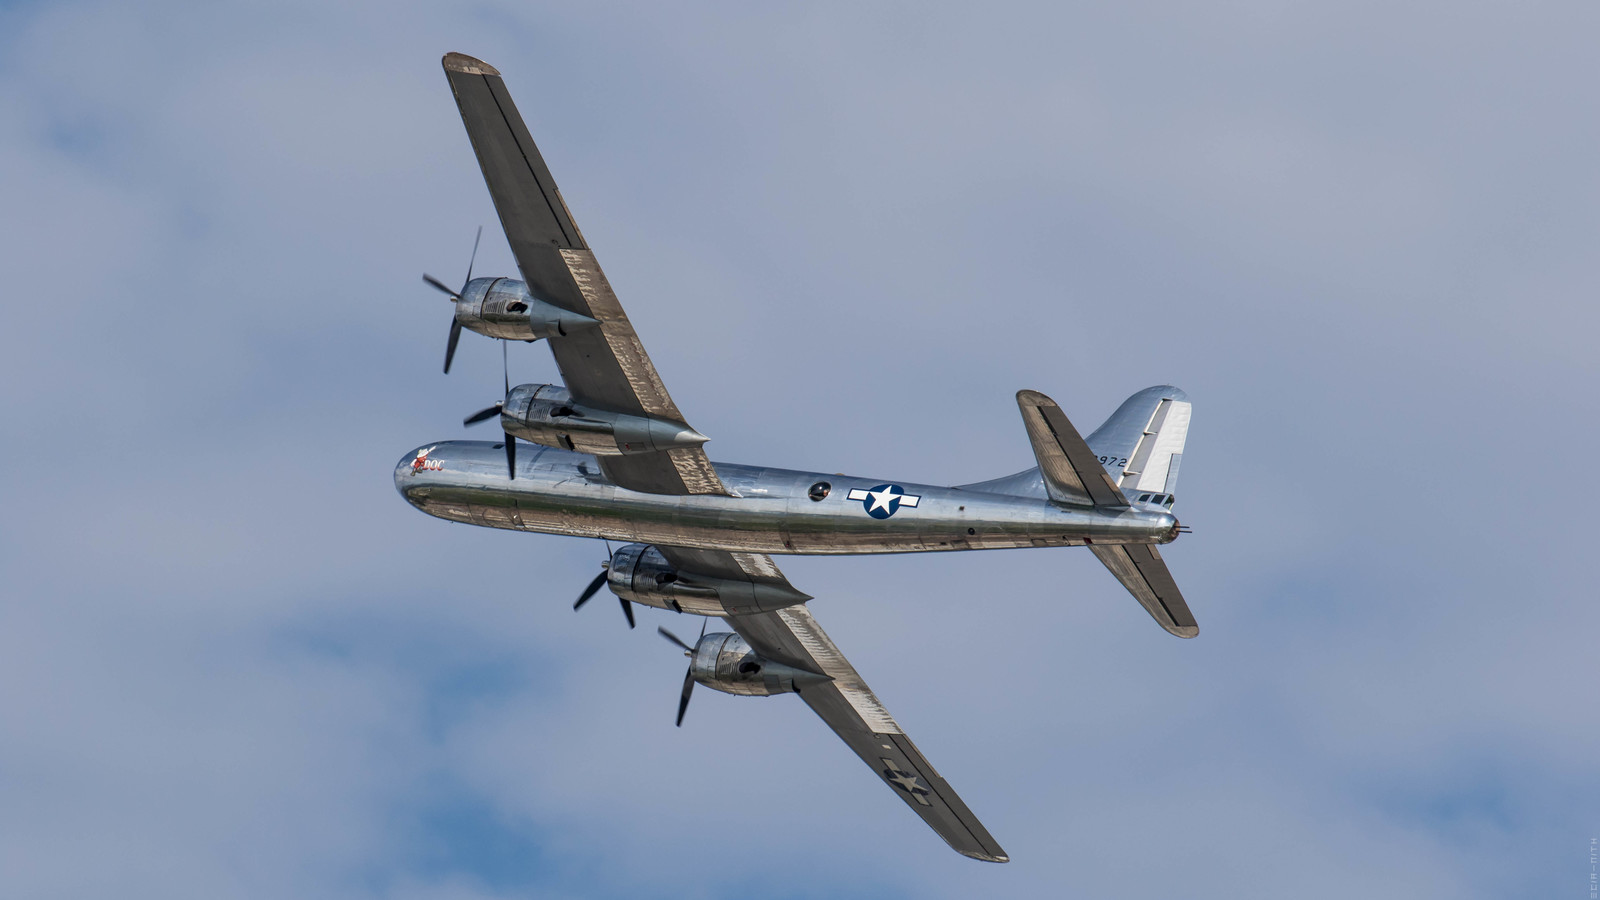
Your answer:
397,51 -> 1205,864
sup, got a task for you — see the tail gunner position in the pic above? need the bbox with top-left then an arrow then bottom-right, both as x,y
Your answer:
398,53 -> 1200,864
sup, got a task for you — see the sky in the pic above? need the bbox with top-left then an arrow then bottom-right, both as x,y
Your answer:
1,2 -> 1597,898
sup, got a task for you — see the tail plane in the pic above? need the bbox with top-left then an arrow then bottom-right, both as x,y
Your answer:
963,386 -> 1198,637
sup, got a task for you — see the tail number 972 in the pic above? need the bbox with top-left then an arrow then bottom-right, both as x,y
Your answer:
1098,456 -> 1128,468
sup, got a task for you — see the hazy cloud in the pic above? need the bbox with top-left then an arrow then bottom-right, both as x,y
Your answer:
1,2 -> 1594,898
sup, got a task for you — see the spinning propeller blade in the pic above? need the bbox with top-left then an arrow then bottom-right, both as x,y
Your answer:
461,342 -> 516,476
499,341 -> 514,478
573,570 -> 608,610
443,319 -> 462,374
659,620 -> 707,726
463,403 -> 502,426
428,226 -> 482,375
572,564 -> 633,628
657,626 -> 693,653
423,273 -> 459,298
676,667 -> 695,727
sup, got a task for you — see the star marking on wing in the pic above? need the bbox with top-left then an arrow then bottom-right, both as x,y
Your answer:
880,758 -> 932,806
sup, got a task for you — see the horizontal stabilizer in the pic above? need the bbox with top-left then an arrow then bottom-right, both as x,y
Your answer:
1089,543 -> 1198,638
1016,390 -> 1129,509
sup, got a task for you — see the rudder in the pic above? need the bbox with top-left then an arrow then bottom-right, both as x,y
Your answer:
1086,386 -> 1191,503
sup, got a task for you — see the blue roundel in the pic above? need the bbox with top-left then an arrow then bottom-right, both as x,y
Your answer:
853,483 -> 920,519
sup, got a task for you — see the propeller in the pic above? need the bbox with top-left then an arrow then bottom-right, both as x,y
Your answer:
658,620 -> 707,727
461,341 -> 518,479
423,226 -> 482,374
572,562 -> 634,628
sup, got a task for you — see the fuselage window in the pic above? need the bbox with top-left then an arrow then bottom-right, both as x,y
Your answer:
1139,493 -> 1152,502
808,481 -> 831,501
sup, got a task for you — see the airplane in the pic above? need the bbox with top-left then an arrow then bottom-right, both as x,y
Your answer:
397,52 -> 1198,864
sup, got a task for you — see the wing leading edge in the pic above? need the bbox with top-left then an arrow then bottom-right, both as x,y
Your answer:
442,52 -> 725,496
442,53 -> 1004,858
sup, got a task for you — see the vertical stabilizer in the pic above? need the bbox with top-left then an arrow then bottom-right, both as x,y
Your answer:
1086,386 -> 1191,499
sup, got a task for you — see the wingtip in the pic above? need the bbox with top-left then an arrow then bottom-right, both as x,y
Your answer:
958,849 -> 1011,863
442,52 -> 500,76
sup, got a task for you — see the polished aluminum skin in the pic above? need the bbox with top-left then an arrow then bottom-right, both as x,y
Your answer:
500,383 -> 710,456
455,276 -> 598,341
606,543 -> 811,614
395,439 -> 1180,556
687,631 -> 833,697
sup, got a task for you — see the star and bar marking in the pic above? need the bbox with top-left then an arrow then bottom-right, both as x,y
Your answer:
880,758 -> 932,805
846,484 -> 921,519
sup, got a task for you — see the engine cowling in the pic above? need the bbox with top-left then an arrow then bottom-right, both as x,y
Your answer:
689,632 -> 831,697
455,277 -> 598,341
499,384 -> 710,456
606,544 -> 812,616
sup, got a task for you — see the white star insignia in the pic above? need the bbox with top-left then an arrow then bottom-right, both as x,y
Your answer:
880,759 -> 932,805
866,486 -> 901,513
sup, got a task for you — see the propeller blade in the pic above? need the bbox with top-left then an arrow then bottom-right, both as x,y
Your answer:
619,598 -> 635,629
657,626 -> 693,654
573,570 -> 608,611
443,319 -> 462,374
504,433 -> 516,480
423,273 -> 460,299
675,665 -> 695,727
463,403 -> 502,426
501,340 -> 509,397
463,225 -> 482,289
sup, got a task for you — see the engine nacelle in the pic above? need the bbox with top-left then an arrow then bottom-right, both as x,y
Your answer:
606,544 -> 812,616
689,632 -> 832,697
455,277 -> 598,341
500,384 -> 710,456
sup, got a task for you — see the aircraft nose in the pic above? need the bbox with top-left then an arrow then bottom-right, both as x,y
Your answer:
394,445 -> 440,501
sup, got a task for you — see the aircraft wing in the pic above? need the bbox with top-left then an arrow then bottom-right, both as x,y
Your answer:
720,594 -> 1009,863
441,52 -> 725,496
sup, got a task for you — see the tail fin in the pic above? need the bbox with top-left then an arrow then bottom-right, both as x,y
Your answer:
957,386 -> 1192,503
1086,386 -> 1191,505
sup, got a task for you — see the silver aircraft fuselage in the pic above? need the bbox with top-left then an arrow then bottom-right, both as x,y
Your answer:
395,441 -> 1180,555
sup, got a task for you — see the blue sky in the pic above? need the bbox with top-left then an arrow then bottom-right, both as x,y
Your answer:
1,2 -> 1596,897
